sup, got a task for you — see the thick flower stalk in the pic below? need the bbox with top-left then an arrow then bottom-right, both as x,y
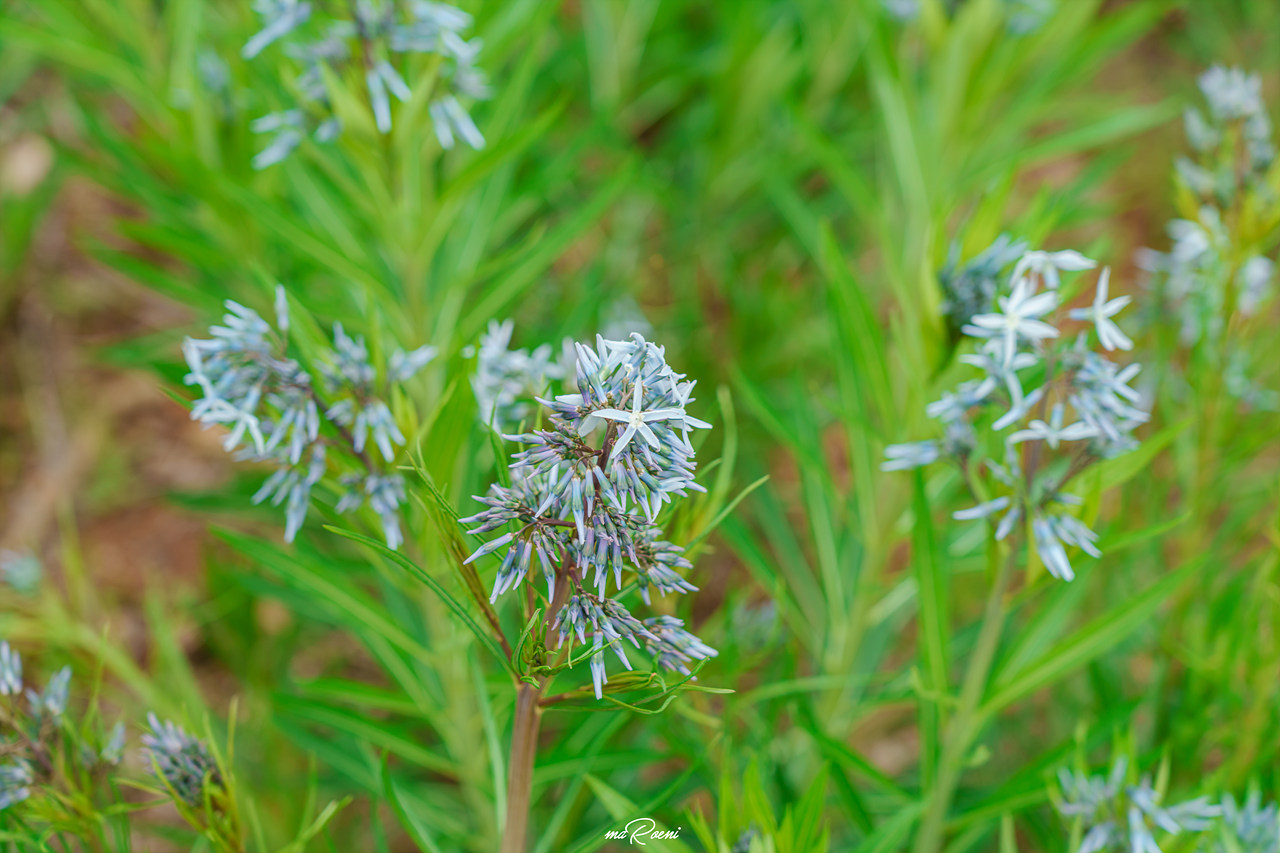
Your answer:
244,0 -> 489,167
884,248 -> 1147,581
462,332 -> 717,699
183,288 -> 434,548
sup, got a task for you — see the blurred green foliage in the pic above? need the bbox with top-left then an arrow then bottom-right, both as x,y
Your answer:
4,0 -> 1280,850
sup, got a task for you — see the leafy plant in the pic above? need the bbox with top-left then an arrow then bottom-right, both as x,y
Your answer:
5,0 -> 1280,851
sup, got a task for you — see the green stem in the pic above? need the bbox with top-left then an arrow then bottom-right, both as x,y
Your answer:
913,545 -> 1017,853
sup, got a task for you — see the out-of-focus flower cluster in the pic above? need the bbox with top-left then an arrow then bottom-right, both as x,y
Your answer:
884,247 -> 1149,581
730,826 -> 761,853
183,287 -> 435,548
0,549 -> 41,595
1201,793 -> 1280,853
461,333 -> 716,699
467,319 -> 571,431
466,303 -> 655,433
1055,757 -> 1242,853
1138,66 -> 1280,407
938,234 -> 1028,337
142,713 -> 222,808
1,642 -> 238,841
1178,67 -> 1275,199
243,0 -> 489,168
0,641 -> 120,815
883,0 -> 1056,33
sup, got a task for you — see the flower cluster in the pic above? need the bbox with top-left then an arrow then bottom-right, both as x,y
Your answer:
731,826 -> 761,853
1180,67 -> 1275,195
0,642 -> 121,816
142,713 -> 222,807
461,333 -> 716,699
1,642 -> 72,726
938,234 -> 1029,337
468,304 -> 658,432
0,549 -> 40,594
1056,758 -> 1222,853
1138,66 -> 1279,400
883,248 -> 1148,581
884,0 -> 1056,33
244,0 -> 489,167
183,287 -> 434,548
1204,793 -> 1280,853
468,319 -> 571,431
0,761 -> 33,812
0,644 -> 241,841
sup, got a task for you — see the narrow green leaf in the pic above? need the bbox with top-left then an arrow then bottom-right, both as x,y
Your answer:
912,469 -> 950,787
983,559 -> 1200,715
325,526 -> 517,678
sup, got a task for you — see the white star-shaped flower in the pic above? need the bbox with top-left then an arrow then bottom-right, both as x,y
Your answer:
1011,249 -> 1096,290
963,277 -> 1060,367
1008,403 -> 1098,449
1069,268 -> 1132,351
593,379 -> 685,457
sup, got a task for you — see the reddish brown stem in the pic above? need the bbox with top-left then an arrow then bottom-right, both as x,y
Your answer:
500,684 -> 543,853
499,562 -> 573,852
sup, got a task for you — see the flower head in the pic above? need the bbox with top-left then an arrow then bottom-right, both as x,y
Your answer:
1057,758 -> 1221,853
1206,793 -> 1280,853
1199,66 -> 1265,122
963,275 -> 1060,367
1009,403 -> 1098,450
243,0 -> 488,166
938,234 -> 1028,332
1141,66 -> 1277,369
463,333 -> 716,699
1011,249 -> 1097,291
0,550 -> 41,594
467,320 -> 569,431
884,247 -> 1146,583
0,761 -> 33,812
184,290 -> 432,548
142,714 -> 222,807
27,666 -> 71,721
881,441 -> 941,472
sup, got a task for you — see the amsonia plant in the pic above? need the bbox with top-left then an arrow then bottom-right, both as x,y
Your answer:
182,301 -> 721,852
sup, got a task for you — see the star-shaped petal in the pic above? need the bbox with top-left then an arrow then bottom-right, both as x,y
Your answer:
1068,268 -> 1133,351
593,378 -> 686,457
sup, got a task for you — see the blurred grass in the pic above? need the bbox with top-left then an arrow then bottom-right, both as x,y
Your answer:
4,0 -> 1280,850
